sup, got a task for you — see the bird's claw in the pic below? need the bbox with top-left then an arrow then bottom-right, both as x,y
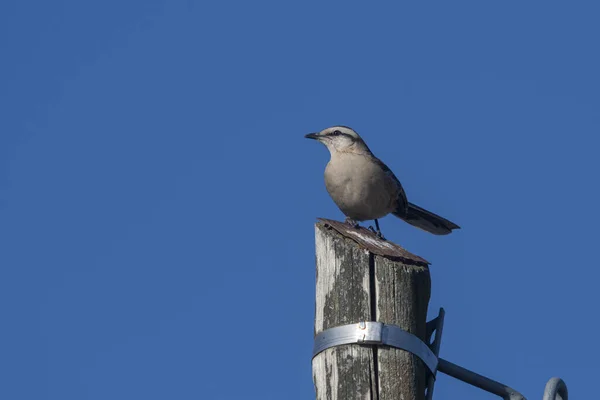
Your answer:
368,225 -> 386,240
344,217 -> 359,229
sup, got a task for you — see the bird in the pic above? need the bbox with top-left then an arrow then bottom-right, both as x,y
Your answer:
305,125 -> 459,238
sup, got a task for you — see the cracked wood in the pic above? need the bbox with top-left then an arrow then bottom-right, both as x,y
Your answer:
312,221 -> 431,400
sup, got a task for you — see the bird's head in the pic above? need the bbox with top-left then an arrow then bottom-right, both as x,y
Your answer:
304,126 -> 370,154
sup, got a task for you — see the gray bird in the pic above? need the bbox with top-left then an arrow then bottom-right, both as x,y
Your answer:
305,125 -> 459,238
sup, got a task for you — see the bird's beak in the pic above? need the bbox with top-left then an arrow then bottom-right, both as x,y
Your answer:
305,133 -> 320,140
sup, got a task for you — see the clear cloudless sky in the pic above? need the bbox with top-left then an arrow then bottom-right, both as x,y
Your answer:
1,1 -> 599,399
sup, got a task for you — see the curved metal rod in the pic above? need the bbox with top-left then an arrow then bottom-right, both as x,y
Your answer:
437,358 -> 526,400
543,378 -> 568,400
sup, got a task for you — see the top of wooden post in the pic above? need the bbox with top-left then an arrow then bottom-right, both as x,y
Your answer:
316,218 -> 430,266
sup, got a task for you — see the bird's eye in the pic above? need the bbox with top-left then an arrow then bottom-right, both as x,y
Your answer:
332,130 -> 342,136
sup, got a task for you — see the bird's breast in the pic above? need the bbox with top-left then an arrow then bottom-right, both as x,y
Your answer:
324,154 -> 397,221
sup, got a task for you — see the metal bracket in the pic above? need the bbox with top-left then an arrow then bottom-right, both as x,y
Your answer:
425,308 -> 445,400
312,321 -> 438,375
312,308 -> 569,400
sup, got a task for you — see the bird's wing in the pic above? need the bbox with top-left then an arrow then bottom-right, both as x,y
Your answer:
371,156 -> 408,215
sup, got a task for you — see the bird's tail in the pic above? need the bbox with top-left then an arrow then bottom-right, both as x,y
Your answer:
393,202 -> 460,235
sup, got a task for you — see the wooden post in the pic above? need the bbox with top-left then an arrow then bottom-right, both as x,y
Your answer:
312,219 -> 432,400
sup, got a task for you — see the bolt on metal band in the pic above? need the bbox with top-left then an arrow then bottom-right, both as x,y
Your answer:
312,321 -> 438,375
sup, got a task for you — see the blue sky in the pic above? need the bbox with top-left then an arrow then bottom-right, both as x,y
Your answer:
1,1 -> 599,399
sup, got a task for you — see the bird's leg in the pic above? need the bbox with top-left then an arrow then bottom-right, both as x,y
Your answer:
344,217 -> 359,229
373,219 -> 385,240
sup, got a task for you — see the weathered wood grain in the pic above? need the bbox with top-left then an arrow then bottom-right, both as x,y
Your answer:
312,221 -> 431,400
313,223 -> 376,400
375,256 -> 431,400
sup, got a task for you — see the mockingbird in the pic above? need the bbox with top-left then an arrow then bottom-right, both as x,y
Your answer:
305,125 -> 459,238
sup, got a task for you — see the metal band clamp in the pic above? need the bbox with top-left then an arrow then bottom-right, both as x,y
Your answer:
312,321 -> 438,375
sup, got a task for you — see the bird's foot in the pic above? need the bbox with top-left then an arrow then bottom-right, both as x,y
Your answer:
344,217 -> 359,229
368,225 -> 386,240
373,219 -> 386,240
